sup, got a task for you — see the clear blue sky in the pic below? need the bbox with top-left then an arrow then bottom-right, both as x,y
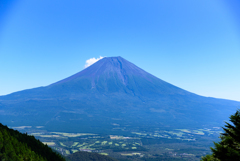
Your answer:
0,0 -> 240,101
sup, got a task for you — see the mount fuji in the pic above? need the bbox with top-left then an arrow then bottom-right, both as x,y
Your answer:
0,56 -> 239,133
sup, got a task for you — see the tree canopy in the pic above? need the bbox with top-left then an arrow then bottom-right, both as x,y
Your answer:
0,123 -> 65,161
201,110 -> 240,161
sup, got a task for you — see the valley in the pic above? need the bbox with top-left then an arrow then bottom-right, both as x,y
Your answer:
11,125 -> 221,160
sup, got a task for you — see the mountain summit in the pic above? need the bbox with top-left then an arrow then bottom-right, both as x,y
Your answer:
49,56 -> 191,97
3,56 -> 191,100
0,56 -> 239,133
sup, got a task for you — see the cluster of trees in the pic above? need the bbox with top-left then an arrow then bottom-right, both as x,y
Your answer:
0,123 -> 65,161
0,128 -> 46,160
201,110 -> 240,161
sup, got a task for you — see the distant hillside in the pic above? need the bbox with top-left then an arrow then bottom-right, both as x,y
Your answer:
0,123 -> 65,161
66,151 -> 118,161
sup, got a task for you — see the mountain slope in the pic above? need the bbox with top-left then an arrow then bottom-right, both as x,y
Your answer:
0,123 -> 65,161
0,56 -> 239,133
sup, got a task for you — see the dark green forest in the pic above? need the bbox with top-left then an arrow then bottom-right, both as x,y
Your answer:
0,123 -> 65,161
201,110 -> 240,161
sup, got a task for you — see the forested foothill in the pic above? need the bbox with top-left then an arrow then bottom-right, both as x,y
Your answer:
0,123 -> 65,161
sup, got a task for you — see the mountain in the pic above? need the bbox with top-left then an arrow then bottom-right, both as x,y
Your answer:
1,56 -> 192,99
0,56 -> 239,133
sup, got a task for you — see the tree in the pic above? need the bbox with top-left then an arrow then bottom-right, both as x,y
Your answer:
201,110 -> 240,161
0,123 -> 65,161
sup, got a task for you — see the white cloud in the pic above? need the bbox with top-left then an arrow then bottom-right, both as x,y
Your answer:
84,56 -> 104,68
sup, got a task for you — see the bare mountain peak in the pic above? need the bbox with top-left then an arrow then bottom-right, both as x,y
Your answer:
49,56 -> 191,96
53,56 -> 154,86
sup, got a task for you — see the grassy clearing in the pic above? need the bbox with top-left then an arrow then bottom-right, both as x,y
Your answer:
177,129 -> 191,133
72,142 -> 79,147
71,149 -> 78,153
42,142 -> 55,146
110,135 -> 131,139
89,144 -> 95,147
77,143 -> 87,147
132,153 -> 141,155
79,147 -> 95,150
51,132 -> 96,137
60,142 -> 67,147
99,153 -> 108,155
101,141 -> 108,145
65,150 -> 70,155
12,126 -> 32,129
121,153 -> 133,156
39,135 -> 60,138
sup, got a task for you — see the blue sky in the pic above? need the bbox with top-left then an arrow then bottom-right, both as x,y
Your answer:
0,0 -> 240,101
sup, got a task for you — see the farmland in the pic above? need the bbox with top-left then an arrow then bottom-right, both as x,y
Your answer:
11,125 -> 221,161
